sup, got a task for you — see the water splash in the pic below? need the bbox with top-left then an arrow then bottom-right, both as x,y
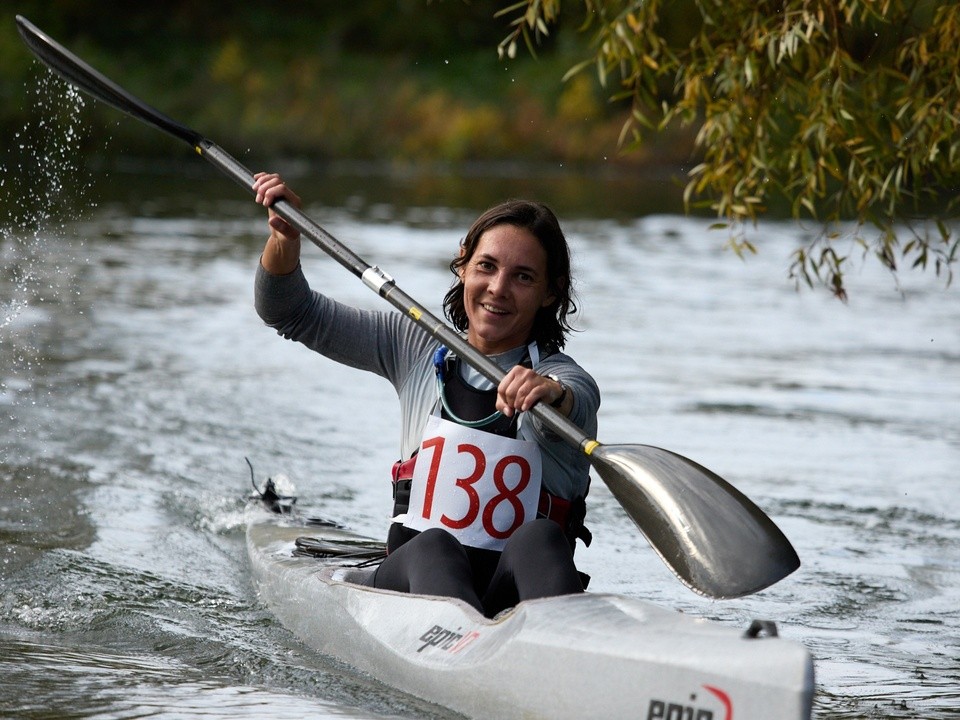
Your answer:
1,69 -> 98,401
0,66 -> 104,547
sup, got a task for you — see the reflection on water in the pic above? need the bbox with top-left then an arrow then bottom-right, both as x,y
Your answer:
1,159 -> 958,719
2,635 -> 424,720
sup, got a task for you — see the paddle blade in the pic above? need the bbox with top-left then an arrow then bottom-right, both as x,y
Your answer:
589,443 -> 800,599
16,15 -> 202,146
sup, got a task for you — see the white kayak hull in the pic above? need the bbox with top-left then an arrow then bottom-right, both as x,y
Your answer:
246,507 -> 814,720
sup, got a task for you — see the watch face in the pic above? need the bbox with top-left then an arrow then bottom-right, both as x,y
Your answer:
547,375 -> 567,407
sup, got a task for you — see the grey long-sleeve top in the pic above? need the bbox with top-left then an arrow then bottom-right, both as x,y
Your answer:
255,264 -> 600,500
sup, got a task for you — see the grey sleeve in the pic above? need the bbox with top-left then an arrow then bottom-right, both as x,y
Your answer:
522,353 -> 601,499
254,262 -> 427,388
534,353 -> 601,440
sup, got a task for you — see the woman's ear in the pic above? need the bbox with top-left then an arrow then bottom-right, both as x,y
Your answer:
544,276 -> 566,307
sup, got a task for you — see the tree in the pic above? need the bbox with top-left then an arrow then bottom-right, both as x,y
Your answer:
496,0 -> 960,297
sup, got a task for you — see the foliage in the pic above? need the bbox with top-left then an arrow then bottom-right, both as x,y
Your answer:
498,0 -> 960,297
1,3 -> 644,168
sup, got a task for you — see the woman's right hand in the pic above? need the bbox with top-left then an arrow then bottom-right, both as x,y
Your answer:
254,172 -> 303,275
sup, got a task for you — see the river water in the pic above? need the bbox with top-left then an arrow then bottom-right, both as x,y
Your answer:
2,83 -> 959,719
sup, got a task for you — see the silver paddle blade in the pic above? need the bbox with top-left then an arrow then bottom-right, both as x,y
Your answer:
590,443 -> 800,599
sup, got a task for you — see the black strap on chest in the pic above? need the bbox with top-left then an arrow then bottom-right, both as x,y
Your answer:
437,353 -> 521,437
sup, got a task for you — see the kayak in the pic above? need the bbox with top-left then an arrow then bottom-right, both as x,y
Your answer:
245,487 -> 814,720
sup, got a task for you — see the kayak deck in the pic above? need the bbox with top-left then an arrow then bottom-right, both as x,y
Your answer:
246,505 -> 814,720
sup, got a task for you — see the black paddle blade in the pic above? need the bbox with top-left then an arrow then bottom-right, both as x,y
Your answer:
589,443 -> 800,599
15,15 -> 202,147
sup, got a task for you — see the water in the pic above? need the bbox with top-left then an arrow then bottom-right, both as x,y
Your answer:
2,89 -> 959,719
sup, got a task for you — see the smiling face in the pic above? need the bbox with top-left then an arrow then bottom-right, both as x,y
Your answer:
459,224 -> 556,355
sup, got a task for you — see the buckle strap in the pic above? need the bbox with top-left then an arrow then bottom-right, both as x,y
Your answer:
535,492 -> 592,548
392,455 -> 418,483
537,491 -> 571,527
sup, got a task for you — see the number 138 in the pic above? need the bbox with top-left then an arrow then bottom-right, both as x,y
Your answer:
419,435 -> 532,539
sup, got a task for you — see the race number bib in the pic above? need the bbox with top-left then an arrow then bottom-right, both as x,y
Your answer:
404,415 -> 543,551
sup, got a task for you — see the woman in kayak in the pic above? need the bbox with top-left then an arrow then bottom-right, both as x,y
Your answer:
253,172 -> 600,618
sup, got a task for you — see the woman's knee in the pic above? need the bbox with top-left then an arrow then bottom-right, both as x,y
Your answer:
413,527 -> 470,559
486,519 -> 582,610
396,528 -> 482,611
505,518 -> 570,555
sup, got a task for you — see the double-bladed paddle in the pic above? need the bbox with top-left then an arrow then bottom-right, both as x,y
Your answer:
16,15 -> 800,598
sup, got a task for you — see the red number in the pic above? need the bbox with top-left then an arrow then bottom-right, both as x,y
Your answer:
419,436 -> 445,519
482,455 -> 531,539
418,438 -> 534,542
440,443 -> 484,529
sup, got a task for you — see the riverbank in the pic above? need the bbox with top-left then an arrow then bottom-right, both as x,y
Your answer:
2,4 -> 697,168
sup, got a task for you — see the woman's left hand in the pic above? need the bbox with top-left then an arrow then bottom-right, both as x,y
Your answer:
497,366 -> 568,417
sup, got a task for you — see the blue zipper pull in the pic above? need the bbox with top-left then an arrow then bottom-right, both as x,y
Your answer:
433,345 -> 448,378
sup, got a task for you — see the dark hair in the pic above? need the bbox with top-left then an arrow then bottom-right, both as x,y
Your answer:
442,199 -> 578,352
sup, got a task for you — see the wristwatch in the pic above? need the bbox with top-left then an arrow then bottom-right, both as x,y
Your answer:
546,374 -> 568,408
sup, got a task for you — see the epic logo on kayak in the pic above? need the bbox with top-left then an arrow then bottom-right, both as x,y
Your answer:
647,684 -> 733,720
417,624 -> 481,654
647,704 -> 714,720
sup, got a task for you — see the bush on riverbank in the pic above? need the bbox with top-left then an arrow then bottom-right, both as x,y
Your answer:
1,3 -> 695,169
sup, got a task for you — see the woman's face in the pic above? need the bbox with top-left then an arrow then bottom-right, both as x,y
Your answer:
459,223 -> 555,355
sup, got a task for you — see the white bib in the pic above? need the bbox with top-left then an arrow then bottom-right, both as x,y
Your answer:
404,414 -> 543,551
